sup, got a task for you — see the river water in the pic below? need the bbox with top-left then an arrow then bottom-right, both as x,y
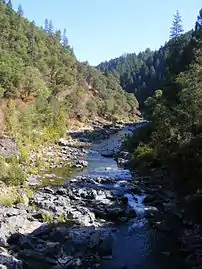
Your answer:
72,124 -> 181,269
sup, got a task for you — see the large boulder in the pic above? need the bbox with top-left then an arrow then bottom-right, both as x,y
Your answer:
0,208 -> 41,247
67,206 -> 96,226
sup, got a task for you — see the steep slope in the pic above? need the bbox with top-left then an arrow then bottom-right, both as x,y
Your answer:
0,1 -> 139,127
98,32 -> 192,106
124,8 -> 202,190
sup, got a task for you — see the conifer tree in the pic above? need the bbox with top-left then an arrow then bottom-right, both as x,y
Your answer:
48,20 -> 54,36
195,8 -> 202,30
55,30 -> 62,42
7,0 -> 12,9
170,10 -> 184,39
17,4 -> 24,16
44,18 -> 49,33
62,28 -> 68,48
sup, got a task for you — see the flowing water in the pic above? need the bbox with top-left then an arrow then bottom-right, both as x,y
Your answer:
70,124 -> 182,269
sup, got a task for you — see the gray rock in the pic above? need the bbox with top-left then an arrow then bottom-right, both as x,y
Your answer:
0,215 -> 41,247
59,138 -> 70,146
0,248 -> 22,269
67,207 -> 95,226
117,158 -> 128,167
76,160 -> 88,167
0,137 -> 19,158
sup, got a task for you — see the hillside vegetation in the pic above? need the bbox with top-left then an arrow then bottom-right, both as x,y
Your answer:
0,0 -> 140,188
0,0 -> 139,138
98,32 -> 192,107
123,9 -> 202,192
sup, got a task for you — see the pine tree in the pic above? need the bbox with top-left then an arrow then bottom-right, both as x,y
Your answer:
44,18 -> 49,33
170,10 -> 184,39
55,30 -> 62,42
17,4 -> 24,16
62,28 -> 68,48
195,8 -> 202,30
48,20 -> 54,36
7,0 -> 12,9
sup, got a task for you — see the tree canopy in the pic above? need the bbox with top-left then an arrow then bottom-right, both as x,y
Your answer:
0,1 -> 139,123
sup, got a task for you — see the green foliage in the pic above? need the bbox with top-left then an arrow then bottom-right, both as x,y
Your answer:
124,124 -> 152,153
133,144 -> 155,161
57,213 -> 67,223
130,144 -> 157,172
20,66 -> 50,100
129,12 -> 202,190
18,142 -> 30,165
122,9 -> 202,191
23,183 -> 34,199
86,100 -> 98,118
42,212 -> 54,223
0,3 -> 138,130
4,100 -> 19,136
98,32 -> 192,107
0,157 -> 26,186
77,62 -> 139,121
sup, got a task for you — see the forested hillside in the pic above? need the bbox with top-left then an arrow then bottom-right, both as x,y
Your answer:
124,9 -> 202,192
0,0 -> 139,138
98,27 -> 192,107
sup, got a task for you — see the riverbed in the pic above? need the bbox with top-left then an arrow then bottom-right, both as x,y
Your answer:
0,123 -> 186,269
71,124 -> 183,269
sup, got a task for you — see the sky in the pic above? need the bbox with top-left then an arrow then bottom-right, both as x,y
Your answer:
12,0 -> 202,65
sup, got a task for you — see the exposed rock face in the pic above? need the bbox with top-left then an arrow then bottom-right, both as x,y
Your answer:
0,137 -> 19,158
0,207 -> 41,247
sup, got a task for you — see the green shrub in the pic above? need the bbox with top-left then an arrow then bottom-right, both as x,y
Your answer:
0,157 -> 9,179
42,213 -> 54,223
18,142 -> 30,165
7,162 -> 26,186
0,157 -> 26,186
123,124 -> 152,153
134,144 -> 155,160
130,144 -> 157,172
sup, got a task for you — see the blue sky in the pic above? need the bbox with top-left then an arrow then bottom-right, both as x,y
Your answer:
12,0 -> 202,65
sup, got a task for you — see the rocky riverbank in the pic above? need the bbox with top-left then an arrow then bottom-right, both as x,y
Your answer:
0,122 -> 139,268
27,121 -> 129,187
124,168 -> 202,269
1,121 -> 201,269
0,175 -> 139,269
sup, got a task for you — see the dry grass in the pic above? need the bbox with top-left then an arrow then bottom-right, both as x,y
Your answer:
0,184 -> 17,207
0,182 -> 26,207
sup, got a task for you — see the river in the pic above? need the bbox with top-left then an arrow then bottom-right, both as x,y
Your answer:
70,124 -> 182,269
